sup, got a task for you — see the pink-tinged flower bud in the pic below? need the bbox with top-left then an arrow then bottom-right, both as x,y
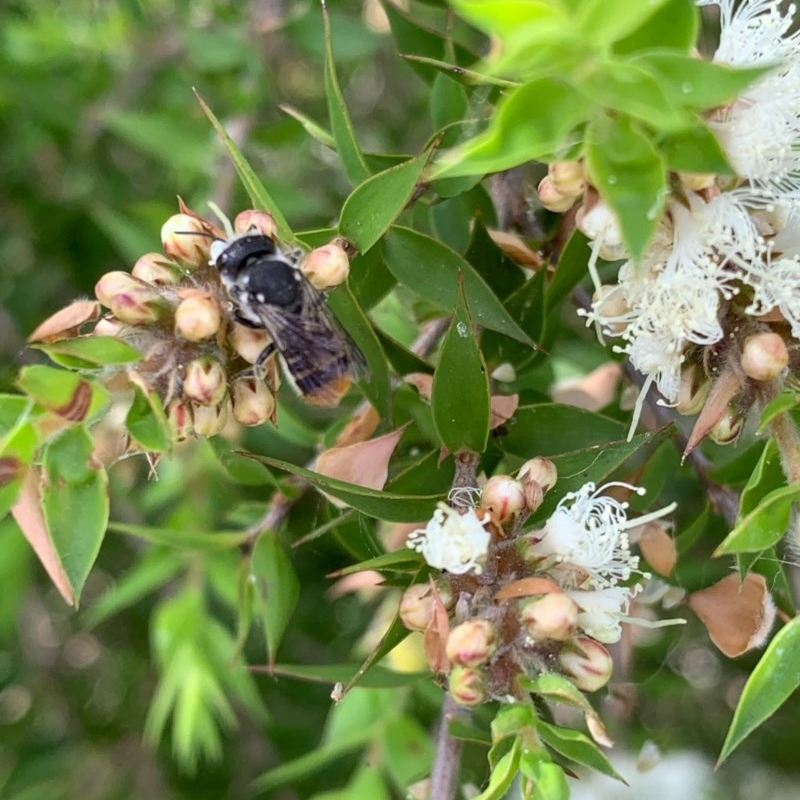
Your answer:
93,317 -> 124,336
234,209 -> 279,238
95,272 -> 169,325
741,332 -> 789,381
538,176 -> 575,213
445,618 -> 497,667
399,582 -> 453,632
481,475 -> 526,523
174,292 -> 222,341
448,665 -> 487,707
161,214 -> 211,269
182,357 -> 227,406
520,592 -> 579,642
707,407 -> 744,445
231,376 -> 276,426
227,322 -> 272,364
131,252 -> 183,286
300,244 -> 350,290
166,398 -> 194,442
192,398 -> 230,437
678,172 -> 716,192
548,160 -> 585,199
559,636 -> 613,692
518,457 -> 557,493
675,365 -> 711,416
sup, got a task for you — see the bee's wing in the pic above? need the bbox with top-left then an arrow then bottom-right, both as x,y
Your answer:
251,282 -> 367,406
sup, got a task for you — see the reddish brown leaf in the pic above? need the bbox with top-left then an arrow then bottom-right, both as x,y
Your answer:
490,394 -> 519,429
552,362 -> 622,412
487,230 -> 546,270
424,579 -> 451,673
638,521 -> 677,577
27,300 -> 100,343
405,373 -> 433,401
332,404 -> 381,448
683,366 -> 744,460
55,379 -> 93,422
494,577 -> 562,601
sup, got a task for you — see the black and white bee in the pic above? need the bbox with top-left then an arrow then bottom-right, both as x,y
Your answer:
209,231 -> 366,406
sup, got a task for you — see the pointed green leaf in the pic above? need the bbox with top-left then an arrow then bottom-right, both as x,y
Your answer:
660,120 -> 732,175
339,149 -> 430,253
518,755 -> 569,800
613,0 -> 697,53
17,365 -> 109,422
33,336 -> 142,367
125,381 -> 170,452
715,483 -> 800,555
383,226 -> 536,346
719,617 -> 800,764
518,673 -> 596,716
375,328 -> 434,377
759,392 -> 800,432
0,420 -> 38,518
585,115 -> 667,261
194,91 -> 294,243
267,662 -> 427,688
535,720 -> 625,782
108,521 -> 249,550
279,103 -> 336,148
382,716 -> 435,786
329,548 -> 423,577
252,532 -> 300,664
472,737 -> 522,800
323,4 -> 370,184
432,276 -> 491,453
208,437 -> 276,486
738,438 -> 783,518
41,426 -> 109,604
577,0 -> 669,46
401,54 -> 517,87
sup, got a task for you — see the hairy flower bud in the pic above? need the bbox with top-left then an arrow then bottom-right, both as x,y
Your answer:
520,592 -> 579,642
95,271 -> 169,325
192,398 -> 230,437
448,665 -> 487,707
559,636 -> 613,692
740,331 -> 789,381
131,252 -> 183,286
399,582 -> 452,632
93,317 -> 124,336
182,357 -> 227,406
538,176 -> 576,213
708,407 -> 744,445
518,457 -> 558,493
548,160 -> 585,199
301,244 -> 350,290
575,200 -> 627,260
174,292 -> 222,341
234,209 -> 279,238
161,214 -> 211,269
228,322 -> 272,364
445,618 -> 497,667
675,365 -> 711,416
591,284 -> 630,334
481,475 -> 526,523
232,376 -> 275,426
166,398 -> 194,442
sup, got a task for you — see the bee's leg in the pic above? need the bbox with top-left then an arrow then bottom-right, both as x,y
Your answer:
254,342 -> 277,375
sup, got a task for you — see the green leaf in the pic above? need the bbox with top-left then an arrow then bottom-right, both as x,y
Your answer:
612,0 -> 698,53
383,227 -> 536,346
738,439 -> 784,518
546,230 -> 591,312
714,483 -> 800,555
327,284 -> 392,420
251,533 -> 300,665
323,4 -> 370,184
329,549 -> 423,577
375,328 -> 434,377
41,426 -> 109,604
660,120 -> 732,175
339,149 -> 430,253
267,662 -> 428,688
535,720 -> 625,782
279,103 -> 336,148
194,91 -> 294,243
585,115 -> 667,261
0,420 -> 38,518
432,77 -> 592,178
518,755 -> 570,800
33,335 -> 142,368
402,54 -> 517,88
759,392 -> 800,432
382,716 -> 435,786
519,673 -> 596,716
432,276 -> 491,453
124,382 -> 170,453
719,616 -> 800,764
576,0 -> 669,46
492,703 -> 536,742
108,521 -> 249,550
17,365 -> 109,422
431,71 -> 469,130
450,0 -> 567,40
472,736 -> 522,800
249,454 -> 442,521
207,437 -> 276,486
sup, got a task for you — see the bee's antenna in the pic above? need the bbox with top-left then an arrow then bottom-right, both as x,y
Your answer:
177,230 -> 217,240
208,201 -> 235,239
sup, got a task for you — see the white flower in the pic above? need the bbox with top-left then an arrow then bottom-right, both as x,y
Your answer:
568,586 -> 635,644
531,481 -> 675,591
407,502 -> 491,575
701,0 -> 800,206
742,251 -> 800,337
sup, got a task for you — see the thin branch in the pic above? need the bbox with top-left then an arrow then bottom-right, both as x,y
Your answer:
429,695 -> 467,800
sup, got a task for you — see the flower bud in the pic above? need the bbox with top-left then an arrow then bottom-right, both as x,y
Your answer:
300,244 -> 350,290
518,457 -> 557,493
232,376 -> 276,426
575,200 -> 627,260
740,331 -> 789,381
166,398 -> 194,442
548,160 -> 585,199
192,398 -> 230,437
707,407 -> 744,445
234,209 -> 279,238
448,665 -> 487,707
399,582 -> 453,632
559,636 -> 613,692
228,322 -> 272,364
95,271 -> 169,325
675,365 -> 711,416
591,284 -> 630,334
520,592 -> 579,642
491,362 -> 516,383
93,317 -> 124,336
678,172 -> 716,192
174,292 -> 222,341
131,252 -> 183,286
445,618 -> 497,667
481,475 -> 526,523
182,357 -> 227,405
161,214 -> 211,269
538,176 -> 575,213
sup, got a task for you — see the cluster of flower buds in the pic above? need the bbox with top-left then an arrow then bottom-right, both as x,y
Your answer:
402,461 -> 677,705
35,202 -> 352,449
